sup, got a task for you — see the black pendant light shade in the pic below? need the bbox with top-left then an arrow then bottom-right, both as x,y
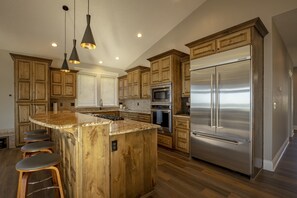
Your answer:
81,14 -> 96,49
69,0 -> 80,64
61,5 -> 70,72
61,53 -> 70,72
69,40 -> 80,64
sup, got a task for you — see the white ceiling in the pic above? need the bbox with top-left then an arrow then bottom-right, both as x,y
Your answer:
273,8 -> 297,66
0,0 -> 206,70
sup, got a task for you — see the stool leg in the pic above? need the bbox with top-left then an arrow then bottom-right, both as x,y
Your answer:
51,169 -> 59,198
19,172 -> 29,198
17,171 -> 23,198
49,166 -> 64,198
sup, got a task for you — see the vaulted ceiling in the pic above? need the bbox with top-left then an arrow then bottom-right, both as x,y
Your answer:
0,0 -> 206,70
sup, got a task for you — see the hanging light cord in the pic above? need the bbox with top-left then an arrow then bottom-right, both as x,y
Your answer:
64,10 -> 67,53
74,0 -> 76,39
88,0 -> 89,15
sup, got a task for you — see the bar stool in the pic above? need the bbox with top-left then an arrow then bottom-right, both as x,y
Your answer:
21,141 -> 54,158
24,134 -> 50,143
24,129 -> 47,136
16,153 -> 64,198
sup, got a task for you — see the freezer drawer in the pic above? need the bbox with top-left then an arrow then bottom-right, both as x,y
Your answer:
191,132 -> 251,175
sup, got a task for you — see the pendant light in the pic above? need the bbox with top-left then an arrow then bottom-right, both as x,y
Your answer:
69,0 -> 80,64
61,5 -> 70,72
81,0 -> 96,49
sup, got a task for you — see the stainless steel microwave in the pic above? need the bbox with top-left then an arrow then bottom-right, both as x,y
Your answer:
151,84 -> 171,103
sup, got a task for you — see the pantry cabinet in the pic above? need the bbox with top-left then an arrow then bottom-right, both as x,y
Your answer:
11,53 -> 52,146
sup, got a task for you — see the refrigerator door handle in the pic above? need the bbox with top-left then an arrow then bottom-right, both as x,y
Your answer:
216,72 -> 220,128
210,74 -> 215,128
192,131 -> 246,145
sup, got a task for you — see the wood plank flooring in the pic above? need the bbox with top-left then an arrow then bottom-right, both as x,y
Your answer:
1,135 -> 297,197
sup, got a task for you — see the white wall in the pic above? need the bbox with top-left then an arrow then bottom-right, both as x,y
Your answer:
128,0 -> 297,169
0,49 -> 14,130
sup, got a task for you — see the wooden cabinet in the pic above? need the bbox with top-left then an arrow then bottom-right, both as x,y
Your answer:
118,75 -> 127,100
157,134 -> 172,148
174,116 -> 190,153
119,111 -> 151,123
190,40 -> 216,59
141,70 -> 151,98
50,68 -> 77,98
182,58 -> 190,97
11,53 -> 52,146
149,55 -> 173,84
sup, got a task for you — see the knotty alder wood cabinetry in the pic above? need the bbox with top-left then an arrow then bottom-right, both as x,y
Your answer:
118,75 -> 128,100
50,68 -> 78,98
148,50 -> 188,149
181,56 -> 190,97
186,17 -> 268,178
126,66 -> 149,99
10,53 -> 52,146
141,70 -> 151,98
120,111 -> 151,123
174,115 -> 190,153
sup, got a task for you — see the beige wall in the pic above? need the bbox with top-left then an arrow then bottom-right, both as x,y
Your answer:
271,22 -> 293,161
128,0 -> 297,169
294,68 -> 297,126
0,50 -> 14,130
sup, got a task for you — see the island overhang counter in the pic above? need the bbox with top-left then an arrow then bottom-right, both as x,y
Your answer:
29,111 -> 159,198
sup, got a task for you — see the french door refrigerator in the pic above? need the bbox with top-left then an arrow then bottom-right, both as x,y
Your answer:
190,45 -> 256,175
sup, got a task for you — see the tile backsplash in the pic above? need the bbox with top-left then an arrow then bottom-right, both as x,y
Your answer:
123,99 -> 151,111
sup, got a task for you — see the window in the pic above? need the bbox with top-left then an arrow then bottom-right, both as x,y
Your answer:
100,76 -> 117,106
77,73 -> 97,106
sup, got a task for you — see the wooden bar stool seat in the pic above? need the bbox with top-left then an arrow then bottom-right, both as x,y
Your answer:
16,153 -> 64,198
21,141 -> 54,158
24,129 -> 47,136
24,134 -> 50,143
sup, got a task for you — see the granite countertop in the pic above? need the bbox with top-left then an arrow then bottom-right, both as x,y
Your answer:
29,111 -> 159,135
174,114 -> 190,118
29,111 -> 111,129
109,119 -> 159,136
119,109 -> 151,114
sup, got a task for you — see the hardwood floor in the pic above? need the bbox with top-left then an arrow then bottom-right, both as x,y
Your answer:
1,135 -> 297,198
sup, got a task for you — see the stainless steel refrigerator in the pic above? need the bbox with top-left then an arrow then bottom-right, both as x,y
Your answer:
190,45 -> 258,176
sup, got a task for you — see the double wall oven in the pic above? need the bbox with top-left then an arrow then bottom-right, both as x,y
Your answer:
151,83 -> 172,134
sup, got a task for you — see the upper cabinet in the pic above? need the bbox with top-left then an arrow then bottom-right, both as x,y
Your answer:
186,18 -> 267,60
141,70 -> 151,98
181,56 -> 190,97
147,49 -> 188,86
118,75 -> 127,100
50,68 -> 78,99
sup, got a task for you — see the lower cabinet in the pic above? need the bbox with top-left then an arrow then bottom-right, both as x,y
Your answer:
119,111 -> 151,123
157,133 -> 173,148
173,115 -> 190,153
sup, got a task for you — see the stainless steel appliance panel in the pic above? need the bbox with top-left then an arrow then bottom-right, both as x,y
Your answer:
151,105 -> 172,133
191,67 -> 216,135
216,60 -> 251,140
191,131 -> 251,174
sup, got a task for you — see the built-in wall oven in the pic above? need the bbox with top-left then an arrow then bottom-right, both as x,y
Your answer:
151,83 -> 172,133
151,104 -> 172,133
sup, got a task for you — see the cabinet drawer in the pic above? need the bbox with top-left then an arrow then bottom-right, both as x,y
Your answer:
138,114 -> 151,123
176,139 -> 189,153
174,117 -> 190,129
176,128 -> 188,140
157,134 -> 172,148
216,28 -> 251,52
191,40 -> 216,59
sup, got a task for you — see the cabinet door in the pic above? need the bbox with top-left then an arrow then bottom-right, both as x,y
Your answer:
151,60 -> 160,84
216,29 -> 251,52
33,61 -> 48,101
16,59 -> 32,101
182,61 -> 190,97
160,56 -> 171,83
190,40 -> 216,60
16,103 -> 31,145
51,70 -> 63,98
51,70 -> 63,83
132,70 -> 140,98
141,72 -> 150,98
64,73 -> 76,97
127,72 -> 133,98
123,78 -> 128,99
175,128 -> 189,153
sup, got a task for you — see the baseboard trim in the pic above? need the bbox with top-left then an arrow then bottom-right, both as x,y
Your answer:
263,138 -> 289,171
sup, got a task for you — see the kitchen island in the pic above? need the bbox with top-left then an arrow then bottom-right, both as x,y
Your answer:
29,111 -> 159,198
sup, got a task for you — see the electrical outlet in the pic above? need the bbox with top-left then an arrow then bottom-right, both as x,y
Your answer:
111,140 -> 117,151
137,102 -> 139,106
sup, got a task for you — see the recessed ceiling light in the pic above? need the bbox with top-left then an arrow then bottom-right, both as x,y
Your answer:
137,33 -> 142,38
99,61 -> 103,64
115,57 -> 119,60
51,42 -> 58,47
